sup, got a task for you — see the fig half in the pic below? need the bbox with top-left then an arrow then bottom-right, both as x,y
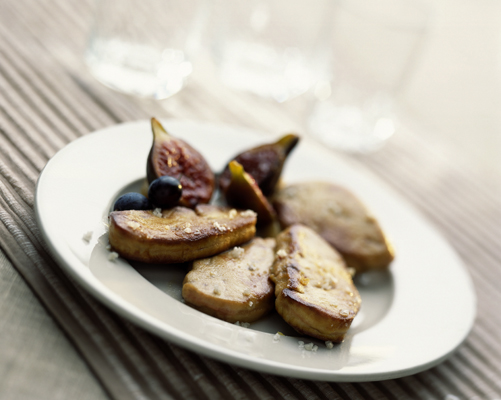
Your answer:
219,133 -> 299,196
147,118 -> 215,208
224,160 -> 276,225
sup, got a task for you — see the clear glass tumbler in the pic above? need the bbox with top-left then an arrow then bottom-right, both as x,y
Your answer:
211,0 -> 334,103
308,0 -> 429,152
85,0 -> 207,99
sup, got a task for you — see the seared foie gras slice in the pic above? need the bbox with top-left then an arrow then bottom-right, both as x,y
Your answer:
270,224 -> 361,343
273,182 -> 394,272
182,237 -> 276,323
108,205 -> 257,263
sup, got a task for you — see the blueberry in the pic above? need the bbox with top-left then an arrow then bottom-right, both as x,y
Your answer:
148,176 -> 182,208
113,192 -> 152,211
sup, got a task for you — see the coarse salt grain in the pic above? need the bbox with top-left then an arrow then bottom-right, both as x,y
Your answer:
153,208 -> 162,217
242,288 -> 251,296
304,343 -> 314,351
340,310 -> 350,317
276,249 -> 287,259
108,251 -> 119,261
325,341 -> 334,349
248,301 -> 253,307
213,286 -> 221,295
273,333 -> 281,343
82,231 -> 93,243
228,209 -> 237,219
229,247 -> 244,258
298,341 -> 305,348
184,227 -> 192,233
127,221 -> 140,230
240,210 -> 257,218
213,222 -> 227,232
327,200 -> 342,215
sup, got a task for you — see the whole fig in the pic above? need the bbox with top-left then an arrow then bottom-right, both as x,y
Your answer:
147,118 -> 215,208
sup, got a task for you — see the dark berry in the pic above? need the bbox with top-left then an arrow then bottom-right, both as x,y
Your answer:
148,176 -> 182,209
113,192 -> 152,211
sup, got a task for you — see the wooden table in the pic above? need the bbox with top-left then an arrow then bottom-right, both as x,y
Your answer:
0,0 -> 500,399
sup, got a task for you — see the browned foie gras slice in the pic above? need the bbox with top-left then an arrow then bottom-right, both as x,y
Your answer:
108,205 -> 257,263
182,237 -> 276,323
270,224 -> 361,343
273,182 -> 394,273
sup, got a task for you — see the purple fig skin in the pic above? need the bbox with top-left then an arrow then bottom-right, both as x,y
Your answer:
219,134 -> 299,197
147,118 -> 215,208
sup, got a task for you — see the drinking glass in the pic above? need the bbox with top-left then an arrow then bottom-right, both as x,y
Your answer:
308,0 -> 429,152
85,0 -> 207,100
211,0 -> 334,103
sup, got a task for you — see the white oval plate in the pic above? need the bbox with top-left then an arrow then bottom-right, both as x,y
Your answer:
35,120 -> 476,382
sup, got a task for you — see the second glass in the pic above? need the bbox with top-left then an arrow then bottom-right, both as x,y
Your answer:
308,0 -> 429,153
211,0 -> 334,103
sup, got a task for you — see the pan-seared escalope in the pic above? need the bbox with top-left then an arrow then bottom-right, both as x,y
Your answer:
108,205 -> 257,263
182,237 -> 276,323
273,182 -> 394,273
270,224 -> 361,343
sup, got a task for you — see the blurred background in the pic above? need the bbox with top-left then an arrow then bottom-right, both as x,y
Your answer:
4,0 -> 495,169
81,0 -> 500,172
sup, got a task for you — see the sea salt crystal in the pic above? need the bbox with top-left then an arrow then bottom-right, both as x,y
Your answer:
127,221 -> 140,230
229,247 -> 244,258
304,343 -> 314,351
82,231 -> 93,243
276,249 -> 287,259
213,222 -> 227,232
